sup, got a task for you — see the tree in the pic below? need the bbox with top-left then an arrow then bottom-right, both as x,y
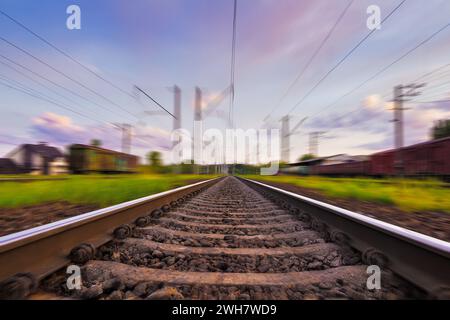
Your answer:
90,139 -> 102,147
298,154 -> 315,161
431,119 -> 450,140
147,151 -> 162,167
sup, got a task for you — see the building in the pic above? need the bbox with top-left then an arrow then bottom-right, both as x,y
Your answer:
315,154 -> 369,166
6,142 -> 69,175
283,154 -> 369,175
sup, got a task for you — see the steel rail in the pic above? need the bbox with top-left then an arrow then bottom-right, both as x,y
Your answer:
240,177 -> 450,298
0,177 -> 222,297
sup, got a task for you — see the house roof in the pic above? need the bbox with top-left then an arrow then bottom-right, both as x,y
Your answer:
288,154 -> 345,167
22,144 -> 64,160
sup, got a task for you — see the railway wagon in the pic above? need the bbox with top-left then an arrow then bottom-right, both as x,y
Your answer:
370,149 -> 396,176
69,144 -> 139,173
371,137 -> 450,177
399,136 -> 450,176
310,160 -> 371,176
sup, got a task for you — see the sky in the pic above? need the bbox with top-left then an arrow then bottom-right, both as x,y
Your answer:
0,0 -> 449,164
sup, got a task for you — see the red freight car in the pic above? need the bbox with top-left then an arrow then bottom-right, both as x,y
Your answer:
370,150 -> 396,176
400,136 -> 450,176
310,161 -> 371,176
370,137 -> 450,177
285,137 -> 449,178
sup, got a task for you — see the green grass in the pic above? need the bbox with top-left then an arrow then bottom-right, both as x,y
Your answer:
0,174 -> 219,208
243,175 -> 450,213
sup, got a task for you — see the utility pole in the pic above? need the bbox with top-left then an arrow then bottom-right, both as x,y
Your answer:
193,87 -> 202,173
172,85 -> 182,148
309,131 -> 325,157
393,85 -> 404,150
122,124 -> 132,154
280,116 -> 307,164
391,83 -> 425,175
281,115 -> 290,163
194,87 -> 202,122
114,123 -> 132,154
392,84 -> 425,149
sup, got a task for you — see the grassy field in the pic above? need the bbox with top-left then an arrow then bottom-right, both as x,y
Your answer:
243,175 -> 450,213
0,174 -> 219,208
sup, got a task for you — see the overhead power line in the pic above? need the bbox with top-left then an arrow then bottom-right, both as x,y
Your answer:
0,9 -> 139,102
0,53 -> 132,120
134,86 -> 176,118
0,72 -> 111,123
1,76 -> 157,149
0,35 -> 139,120
0,76 -> 110,125
0,73 -> 158,152
414,64 -> 450,83
416,90 -> 450,102
263,0 -> 354,122
286,0 -> 408,116
229,0 -> 238,128
416,99 -> 450,104
418,78 -> 450,94
308,20 -> 450,121
377,62 -> 450,101
306,48 -> 450,134
0,59 -> 103,117
374,62 -> 450,101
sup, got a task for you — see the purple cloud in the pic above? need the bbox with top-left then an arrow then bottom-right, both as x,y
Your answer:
30,112 -> 173,154
306,94 -> 390,133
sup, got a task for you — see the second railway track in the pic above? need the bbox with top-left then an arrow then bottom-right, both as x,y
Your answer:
1,176 -> 449,300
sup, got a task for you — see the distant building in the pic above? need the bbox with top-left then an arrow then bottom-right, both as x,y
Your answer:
283,154 -> 369,175
289,154 -> 369,167
316,154 -> 369,166
6,142 -> 69,175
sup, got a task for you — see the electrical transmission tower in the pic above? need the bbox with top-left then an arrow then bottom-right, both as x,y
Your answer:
194,87 -> 202,122
113,123 -> 132,154
309,131 -> 326,157
391,83 -> 425,150
193,87 -> 203,173
172,85 -> 182,148
280,116 -> 307,163
390,83 -> 425,175
280,116 -> 290,163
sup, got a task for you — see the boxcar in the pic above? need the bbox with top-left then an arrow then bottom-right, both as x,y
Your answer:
370,137 -> 450,177
310,161 -> 371,176
69,144 -> 139,173
399,137 -> 450,176
370,150 -> 396,176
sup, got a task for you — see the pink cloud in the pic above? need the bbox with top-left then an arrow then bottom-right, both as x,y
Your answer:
30,112 -> 172,153
237,1 -> 355,65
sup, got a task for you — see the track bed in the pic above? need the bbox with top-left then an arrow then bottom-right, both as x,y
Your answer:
41,177 -> 419,300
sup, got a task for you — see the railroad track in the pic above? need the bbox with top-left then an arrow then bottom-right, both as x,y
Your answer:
0,176 -> 448,300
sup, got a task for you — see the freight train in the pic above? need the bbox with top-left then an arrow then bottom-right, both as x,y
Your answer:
69,144 -> 139,173
284,137 -> 450,178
